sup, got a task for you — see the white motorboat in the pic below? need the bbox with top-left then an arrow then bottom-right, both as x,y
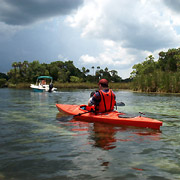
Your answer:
30,76 -> 57,92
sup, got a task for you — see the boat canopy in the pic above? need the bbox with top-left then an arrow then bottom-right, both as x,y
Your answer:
37,76 -> 53,80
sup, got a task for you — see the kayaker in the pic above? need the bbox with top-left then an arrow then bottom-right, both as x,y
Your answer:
88,79 -> 116,112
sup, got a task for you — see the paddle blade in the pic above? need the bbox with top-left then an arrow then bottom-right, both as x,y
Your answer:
116,102 -> 125,106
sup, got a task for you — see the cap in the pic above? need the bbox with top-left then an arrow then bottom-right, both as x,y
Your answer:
98,79 -> 108,86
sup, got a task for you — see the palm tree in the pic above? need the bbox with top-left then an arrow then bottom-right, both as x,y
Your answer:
105,67 -> 108,72
96,66 -> 101,79
91,66 -> 94,76
23,61 -> 28,69
18,61 -> 23,76
23,61 -> 29,81
12,62 -> 18,83
82,67 -> 86,74
12,62 -> 18,71
110,70 -> 118,76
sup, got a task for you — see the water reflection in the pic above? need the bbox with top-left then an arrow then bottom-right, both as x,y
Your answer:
56,112 -> 161,151
90,122 -> 117,150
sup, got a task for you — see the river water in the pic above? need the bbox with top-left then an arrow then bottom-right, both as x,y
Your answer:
0,88 -> 180,180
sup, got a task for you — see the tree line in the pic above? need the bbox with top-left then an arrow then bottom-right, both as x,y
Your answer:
131,48 -> 180,93
0,47 -> 180,93
3,60 -> 122,85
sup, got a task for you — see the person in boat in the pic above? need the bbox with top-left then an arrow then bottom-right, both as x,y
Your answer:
42,80 -> 46,85
48,83 -> 53,92
88,79 -> 116,112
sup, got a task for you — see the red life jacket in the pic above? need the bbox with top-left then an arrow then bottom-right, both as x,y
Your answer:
96,89 -> 116,112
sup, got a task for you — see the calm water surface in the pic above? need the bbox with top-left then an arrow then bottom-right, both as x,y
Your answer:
0,88 -> 180,180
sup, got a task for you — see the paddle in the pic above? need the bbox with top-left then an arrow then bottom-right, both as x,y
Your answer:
139,112 -> 145,117
74,109 -> 94,117
116,102 -> 125,106
57,102 -> 125,122
69,102 -> 125,118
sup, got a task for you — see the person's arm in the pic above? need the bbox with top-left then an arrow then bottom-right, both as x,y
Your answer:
88,91 -> 100,106
88,91 -> 96,106
88,97 -> 93,106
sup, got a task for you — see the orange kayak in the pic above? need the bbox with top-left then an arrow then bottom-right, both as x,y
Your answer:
56,104 -> 163,130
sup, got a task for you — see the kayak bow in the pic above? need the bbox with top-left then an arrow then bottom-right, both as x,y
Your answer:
56,104 -> 163,130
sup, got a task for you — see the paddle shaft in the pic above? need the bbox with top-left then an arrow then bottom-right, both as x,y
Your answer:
116,102 -> 125,106
73,111 -> 92,117
74,102 -> 125,117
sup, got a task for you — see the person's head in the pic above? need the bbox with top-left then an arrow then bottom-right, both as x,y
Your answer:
98,79 -> 108,89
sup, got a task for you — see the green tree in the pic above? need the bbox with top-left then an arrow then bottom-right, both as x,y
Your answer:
11,62 -> 18,83
8,59 -> 123,86
70,76 -> 82,83
0,78 -> 7,88
158,48 -> 180,72
82,67 -> 90,75
110,70 -> 122,82
131,48 -> 180,93
102,67 -> 111,81
0,72 -> 8,80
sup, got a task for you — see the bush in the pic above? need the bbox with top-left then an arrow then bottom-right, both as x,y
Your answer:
70,76 -> 83,83
0,78 -> 7,88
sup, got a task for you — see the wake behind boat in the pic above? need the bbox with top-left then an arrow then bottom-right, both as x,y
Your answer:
30,76 -> 57,92
56,104 -> 163,130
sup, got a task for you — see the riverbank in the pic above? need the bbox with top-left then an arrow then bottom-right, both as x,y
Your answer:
7,82 -> 132,90
5,82 -> 180,94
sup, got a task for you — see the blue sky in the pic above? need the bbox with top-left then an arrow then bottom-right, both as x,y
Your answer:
0,0 -> 180,78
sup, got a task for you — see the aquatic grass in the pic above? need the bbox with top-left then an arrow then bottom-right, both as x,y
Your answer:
54,82 -> 131,90
109,82 -> 131,90
54,82 -> 97,89
7,82 -> 30,89
132,71 -> 180,93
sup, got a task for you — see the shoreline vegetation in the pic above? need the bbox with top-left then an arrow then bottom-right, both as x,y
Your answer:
5,82 -> 180,96
6,82 -> 180,95
7,82 -> 131,90
0,47 -> 180,93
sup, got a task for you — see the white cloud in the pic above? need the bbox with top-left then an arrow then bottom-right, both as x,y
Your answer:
79,39 -> 151,78
67,0 -> 180,78
80,54 -> 97,63
66,0 -> 105,38
67,0 -> 180,50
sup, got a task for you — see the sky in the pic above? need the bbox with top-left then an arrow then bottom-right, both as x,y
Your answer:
0,0 -> 180,79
